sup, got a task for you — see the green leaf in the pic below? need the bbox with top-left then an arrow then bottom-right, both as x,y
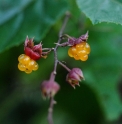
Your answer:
76,0 -> 122,25
0,0 -> 32,25
0,14 -> 23,51
81,23 -> 122,120
0,0 -> 68,53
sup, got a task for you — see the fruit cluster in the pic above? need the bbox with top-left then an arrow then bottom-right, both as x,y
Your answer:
68,42 -> 90,61
18,54 -> 38,74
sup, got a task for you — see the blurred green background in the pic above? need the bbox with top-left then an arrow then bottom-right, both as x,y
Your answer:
0,0 -> 122,124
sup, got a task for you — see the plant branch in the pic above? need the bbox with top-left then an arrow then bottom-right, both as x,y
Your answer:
53,11 -> 70,75
47,12 -> 70,124
42,48 -> 54,51
59,11 -> 71,38
42,48 -> 54,55
48,97 -> 56,124
58,61 -> 71,72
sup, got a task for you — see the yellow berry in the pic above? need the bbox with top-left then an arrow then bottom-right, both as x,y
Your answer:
77,49 -> 87,57
80,54 -> 88,61
68,42 -> 90,61
22,55 -> 30,65
70,46 -> 77,56
18,54 -> 26,63
33,62 -> 38,71
84,43 -> 90,54
26,59 -> 38,71
68,46 -> 77,58
27,59 -> 36,70
18,63 -> 26,71
68,48 -> 73,57
73,54 -> 80,60
25,69 -> 32,74
76,42 -> 86,50
18,53 -> 39,73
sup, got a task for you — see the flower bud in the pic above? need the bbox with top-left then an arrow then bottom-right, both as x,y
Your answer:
41,79 -> 60,98
24,36 -> 42,60
66,68 -> 84,89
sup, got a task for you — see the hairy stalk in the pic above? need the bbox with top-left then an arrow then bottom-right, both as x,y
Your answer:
47,12 -> 70,124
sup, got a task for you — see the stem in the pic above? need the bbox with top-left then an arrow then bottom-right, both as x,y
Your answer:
42,48 -> 54,55
60,34 -> 73,40
48,97 -> 56,124
58,61 -> 71,72
53,11 -> 70,75
42,48 -> 54,51
59,11 -> 71,37
47,12 -> 70,124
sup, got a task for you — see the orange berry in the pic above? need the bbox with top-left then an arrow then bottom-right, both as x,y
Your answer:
27,59 -> 36,70
26,59 -> 39,71
22,55 -> 31,65
18,53 -> 39,73
18,54 -> 26,63
70,46 -> 77,56
68,48 -> 73,57
84,43 -> 90,54
80,54 -> 88,61
18,63 -> 26,71
77,49 -> 87,57
68,42 -> 90,61
74,54 -> 80,60
25,69 -> 32,74
33,62 -> 39,71
76,42 -> 86,50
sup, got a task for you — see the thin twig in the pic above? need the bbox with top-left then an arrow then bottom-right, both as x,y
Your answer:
59,11 -> 71,37
53,11 -> 70,75
42,49 -> 54,55
47,12 -> 70,124
42,48 -> 54,51
48,97 -> 56,124
58,61 -> 71,72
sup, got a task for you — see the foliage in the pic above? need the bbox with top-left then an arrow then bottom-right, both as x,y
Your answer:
0,0 -> 122,124
76,0 -> 122,25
